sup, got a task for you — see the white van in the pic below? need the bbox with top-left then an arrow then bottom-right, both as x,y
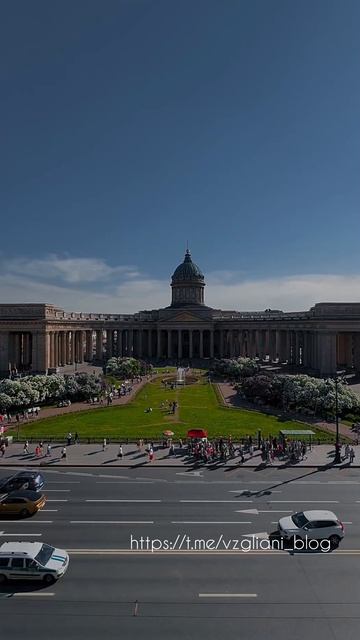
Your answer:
0,542 -> 69,584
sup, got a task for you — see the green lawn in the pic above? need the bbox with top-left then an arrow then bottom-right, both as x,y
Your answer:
15,374 -> 331,441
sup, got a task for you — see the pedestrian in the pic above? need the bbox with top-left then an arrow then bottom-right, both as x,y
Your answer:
148,447 -> 154,462
35,445 -> 40,457
102,438 -> 107,451
61,446 -> 67,459
118,444 -> 123,459
39,441 -> 44,456
67,432 -> 72,446
23,441 -> 29,455
46,443 -> 52,457
349,446 -> 355,464
0,442 -> 6,457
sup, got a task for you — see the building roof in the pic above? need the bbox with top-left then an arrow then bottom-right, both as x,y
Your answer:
171,249 -> 204,283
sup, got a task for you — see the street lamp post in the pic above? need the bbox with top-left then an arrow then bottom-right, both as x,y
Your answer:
334,373 -> 341,464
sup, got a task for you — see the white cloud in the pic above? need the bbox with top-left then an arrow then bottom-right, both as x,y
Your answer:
2,255 -> 360,313
6,255 -> 135,284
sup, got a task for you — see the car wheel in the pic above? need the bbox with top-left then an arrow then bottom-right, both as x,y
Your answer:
0,574 -> 7,584
43,574 -> 56,585
20,508 -> 29,517
328,534 -> 340,548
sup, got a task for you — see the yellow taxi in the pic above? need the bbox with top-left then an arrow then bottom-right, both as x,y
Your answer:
0,490 -> 46,517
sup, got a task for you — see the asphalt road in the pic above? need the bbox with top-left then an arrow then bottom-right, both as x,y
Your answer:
0,465 -> 360,639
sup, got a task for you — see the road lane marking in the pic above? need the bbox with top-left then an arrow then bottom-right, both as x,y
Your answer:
13,592 -> 55,597
47,500 -> 68,502
0,520 -> 53,524
65,472 -> 93,477
85,499 -> 161,503
0,532 -> 42,536
95,482 -> 154,484
41,510 -> 58,512
180,500 -> 253,503
171,521 -> 252,524
199,593 -> 257,598
46,482 -> 80,484
70,520 -> 155,524
44,490 -> 71,492
235,510 -> 292,514
229,490 -> 281,493
98,474 -> 130,479
269,501 -> 339,503
65,548 -> 360,556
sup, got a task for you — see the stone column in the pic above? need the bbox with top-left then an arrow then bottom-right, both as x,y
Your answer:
0,332 -> 10,375
147,330 -> 151,359
85,331 -> 93,361
53,331 -> 58,367
229,330 -> 235,358
128,329 -> 133,356
96,330 -> 103,360
178,330 -> 182,359
157,329 -> 161,358
189,330 -> 193,359
65,331 -> 71,364
167,330 -> 172,358
79,331 -> 85,363
353,333 -> 360,372
116,330 -> 122,357
31,332 -> 47,373
60,332 -> 67,366
199,330 -> 204,358
316,332 -> 337,375
138,330 -> 143,359
269,330 -> 277,361
106,330 -> 113,359
210,330 -> 214,358
219,331 -> 224,358
295,332 -> 302,365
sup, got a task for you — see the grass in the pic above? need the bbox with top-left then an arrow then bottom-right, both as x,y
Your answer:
14,371 -> 332,442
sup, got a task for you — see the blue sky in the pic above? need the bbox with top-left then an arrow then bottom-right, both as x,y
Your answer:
1,0 -> 360,312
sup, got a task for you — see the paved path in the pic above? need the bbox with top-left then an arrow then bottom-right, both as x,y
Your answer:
217,382 -> 357,441
4,376 -> 152,427
1,442 -> 359,468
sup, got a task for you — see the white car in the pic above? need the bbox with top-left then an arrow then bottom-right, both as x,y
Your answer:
0,542 -> 69,584
278,510 -> 344,547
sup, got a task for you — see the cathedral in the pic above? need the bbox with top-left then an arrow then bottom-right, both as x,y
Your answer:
0,249 -> 360,377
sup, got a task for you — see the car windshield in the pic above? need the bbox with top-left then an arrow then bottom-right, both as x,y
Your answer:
291,512 -> 309,528
35,544 -> 55,566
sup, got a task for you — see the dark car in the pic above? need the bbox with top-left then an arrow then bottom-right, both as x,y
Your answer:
0,472 -> 45,493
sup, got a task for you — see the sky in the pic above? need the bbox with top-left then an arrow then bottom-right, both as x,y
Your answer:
1,0 -> 360,313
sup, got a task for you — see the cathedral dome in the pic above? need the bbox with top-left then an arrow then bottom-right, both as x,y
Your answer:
171,249 -> 204,283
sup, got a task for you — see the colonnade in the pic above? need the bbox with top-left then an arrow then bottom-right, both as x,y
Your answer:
3,328 -> 360,377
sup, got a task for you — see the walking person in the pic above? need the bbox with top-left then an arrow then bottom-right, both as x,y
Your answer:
118,444 -> 123,459
74,432 -> 79,444
148,447 -> 154,462
23,440 -> 29,455
0,442 -> 6,457
102,438 -> 107,451
61,446 -> 67,460
46,443 -> 52,457
349,446 -> 355,464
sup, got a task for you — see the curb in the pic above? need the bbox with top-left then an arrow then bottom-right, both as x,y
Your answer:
0,463 -> 359,469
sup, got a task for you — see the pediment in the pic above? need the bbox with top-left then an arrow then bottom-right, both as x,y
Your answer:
171,312 -> 201,322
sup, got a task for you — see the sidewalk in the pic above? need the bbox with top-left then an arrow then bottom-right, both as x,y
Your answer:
0,443 -> 359,468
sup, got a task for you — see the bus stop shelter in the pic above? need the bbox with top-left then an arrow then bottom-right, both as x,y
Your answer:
279,429 -> 316,449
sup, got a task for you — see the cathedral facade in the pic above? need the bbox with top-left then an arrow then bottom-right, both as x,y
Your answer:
0,250 -> 359,377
